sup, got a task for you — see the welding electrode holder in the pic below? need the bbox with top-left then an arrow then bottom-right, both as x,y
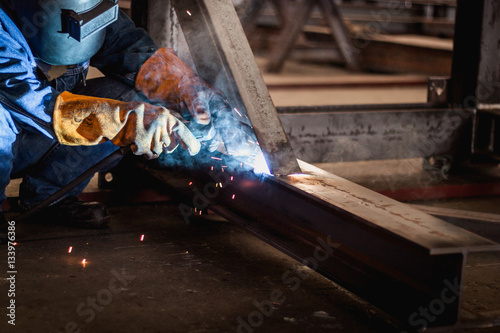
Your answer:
0,146 -> 132,243
202,98 -> 261,162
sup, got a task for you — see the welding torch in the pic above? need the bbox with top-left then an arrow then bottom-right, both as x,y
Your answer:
183,95 -> 267,173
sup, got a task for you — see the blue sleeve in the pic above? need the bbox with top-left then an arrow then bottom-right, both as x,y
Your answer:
0,9 -> 58,138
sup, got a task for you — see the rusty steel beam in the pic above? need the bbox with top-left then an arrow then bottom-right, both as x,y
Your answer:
276,105 -> 474,163
142,156 -> 500,332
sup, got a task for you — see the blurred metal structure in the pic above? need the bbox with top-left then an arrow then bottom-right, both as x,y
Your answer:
266,0 -> 360,72
451,0 -> 500,163
238,0 -> 289,37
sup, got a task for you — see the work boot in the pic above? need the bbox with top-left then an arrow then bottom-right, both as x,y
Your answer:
35,196 -> 110,228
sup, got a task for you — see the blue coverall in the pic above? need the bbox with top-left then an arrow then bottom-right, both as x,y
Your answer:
0,7 -> 158,209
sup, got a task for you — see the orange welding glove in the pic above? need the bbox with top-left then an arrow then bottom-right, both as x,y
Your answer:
53,91 -> 201,159
136,47 -> 221,126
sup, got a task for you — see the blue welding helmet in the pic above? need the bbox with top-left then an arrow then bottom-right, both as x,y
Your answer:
7,0 -> 119,65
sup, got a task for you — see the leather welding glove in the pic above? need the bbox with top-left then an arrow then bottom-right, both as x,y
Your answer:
53,91 -> 201,159
136,48 -> 225,150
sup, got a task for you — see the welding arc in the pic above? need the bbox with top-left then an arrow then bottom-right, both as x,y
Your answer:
0,146 -> 132,242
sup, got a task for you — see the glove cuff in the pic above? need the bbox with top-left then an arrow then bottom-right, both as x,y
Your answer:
53,91 -> 129,146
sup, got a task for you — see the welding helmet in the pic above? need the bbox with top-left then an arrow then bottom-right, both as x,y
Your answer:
6,0 -> 119,65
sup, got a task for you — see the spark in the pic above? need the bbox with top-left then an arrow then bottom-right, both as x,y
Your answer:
140,234 -> 145,242
12,242 -> 17,246
68,246 -> 73,253
232,194 -> 236,200
81,259 -> 87,268
230,176 -> 234,181
234,108 -> 242,117
199,211 -> 202,216
211,166 -> 214,171
188,182 -> 193,186
216,183 -> 218,187
211,156 -> 222,161
186,10 -> 192,16
219,183 -> 223,188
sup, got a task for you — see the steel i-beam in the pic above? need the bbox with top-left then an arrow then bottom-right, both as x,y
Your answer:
144,157 -> 500,332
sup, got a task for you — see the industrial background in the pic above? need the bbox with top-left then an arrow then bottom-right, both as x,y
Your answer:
1,0 -> 499,332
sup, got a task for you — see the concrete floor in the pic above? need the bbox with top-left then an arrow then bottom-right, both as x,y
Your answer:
1,204 -> 400,333
2,58 -> 500,332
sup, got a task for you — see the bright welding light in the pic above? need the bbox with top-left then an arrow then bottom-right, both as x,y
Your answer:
252,151 -> 271,175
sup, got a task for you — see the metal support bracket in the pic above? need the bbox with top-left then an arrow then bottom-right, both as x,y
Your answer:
170,0 -> 300,176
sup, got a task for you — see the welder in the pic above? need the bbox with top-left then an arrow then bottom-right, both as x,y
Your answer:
0,0 -> 227,228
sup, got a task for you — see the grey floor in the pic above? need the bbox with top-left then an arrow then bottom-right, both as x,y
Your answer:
1,196 -> 499,333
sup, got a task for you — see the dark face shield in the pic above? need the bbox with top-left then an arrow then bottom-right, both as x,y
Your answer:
11,0 -> 119,65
